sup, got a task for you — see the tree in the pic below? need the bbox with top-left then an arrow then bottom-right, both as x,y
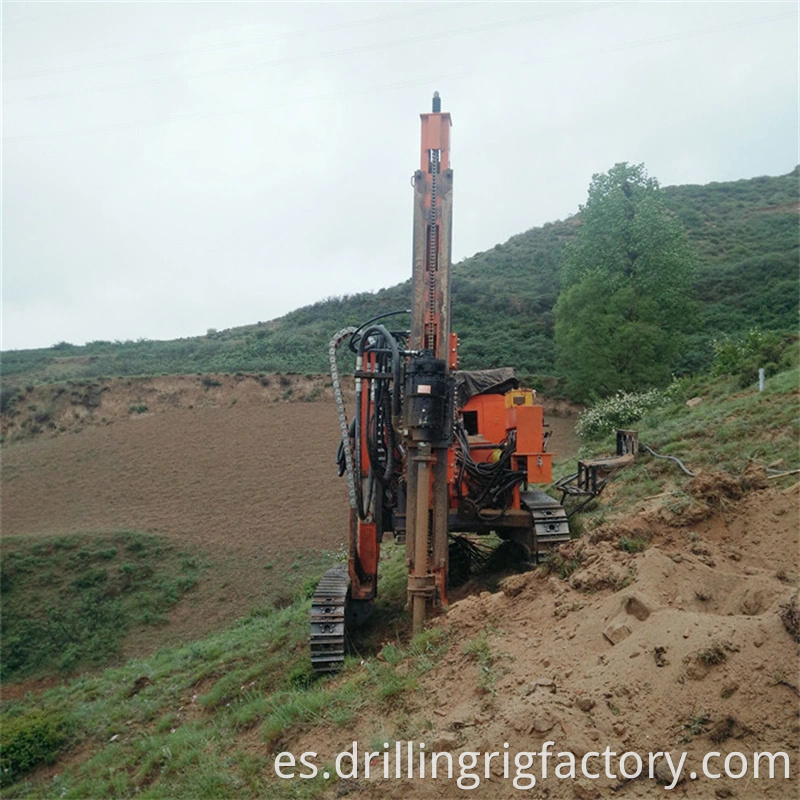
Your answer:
554,163 -> 696,400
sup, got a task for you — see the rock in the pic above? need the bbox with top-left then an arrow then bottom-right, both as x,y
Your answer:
624,594 -> 651,621
685,396 -> 703,408
109,734 -> 120,742
654,758 -> 683,786
613,723 -> 626,737
653,646 -> 669,667
576,696 -> 595,712
573,781 -> 601,799
530,711 -> 556,733
603,622 -> 632,645
715,786 -> 735,798
740,589 -> 767,616
536,678 -> 557,694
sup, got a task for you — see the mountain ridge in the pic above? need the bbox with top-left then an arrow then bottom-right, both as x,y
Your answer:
2,166 -> 797,387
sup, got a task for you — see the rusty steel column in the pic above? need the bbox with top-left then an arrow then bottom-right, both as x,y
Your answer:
405,92 -> 454,633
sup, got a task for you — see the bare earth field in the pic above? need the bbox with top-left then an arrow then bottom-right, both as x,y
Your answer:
2,381 -> 349,651
0,374 -> 580,656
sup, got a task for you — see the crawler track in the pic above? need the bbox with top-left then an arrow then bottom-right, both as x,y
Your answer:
309,565 -> 350,673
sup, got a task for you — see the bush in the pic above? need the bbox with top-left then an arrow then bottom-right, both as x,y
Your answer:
575,388 -> 666,439
0,710 -> 67,781
711,328 -> 785,387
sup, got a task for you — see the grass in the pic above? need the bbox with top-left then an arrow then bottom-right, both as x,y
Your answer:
0,544 -> 452,798
461,632 -> 497,697
680,710 -> 710,743
617,535 -> 648,554
0,532 -> 208,683
3,359 -> 797,795
572,362 -> 799,521
539,551 -> 582,580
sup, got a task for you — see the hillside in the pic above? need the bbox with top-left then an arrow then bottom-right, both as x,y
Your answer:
1,362 -> 797,797
2,168 -> 797,388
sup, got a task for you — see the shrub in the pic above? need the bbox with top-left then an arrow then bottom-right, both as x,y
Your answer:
0,710 -> 67,781
575,388 -> 666,439
711,328 -> 785,387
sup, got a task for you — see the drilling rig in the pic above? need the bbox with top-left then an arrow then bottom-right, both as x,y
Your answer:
310,93 -> 569,672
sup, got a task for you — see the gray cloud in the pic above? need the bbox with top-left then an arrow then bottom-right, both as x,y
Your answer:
3,1 -> 796,350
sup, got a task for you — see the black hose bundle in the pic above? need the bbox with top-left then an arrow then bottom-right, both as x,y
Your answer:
352,321 -> 407,520
454,423 -> 526,519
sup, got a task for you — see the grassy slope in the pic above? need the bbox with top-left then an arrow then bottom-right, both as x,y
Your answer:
0,532 -> 208,683
2,363 -> 797,799
2,168 -> 796,387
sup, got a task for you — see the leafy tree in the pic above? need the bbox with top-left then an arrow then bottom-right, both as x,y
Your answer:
554,163 -> 696,400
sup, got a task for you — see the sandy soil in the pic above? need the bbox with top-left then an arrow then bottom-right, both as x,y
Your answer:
286,483 -> 800,799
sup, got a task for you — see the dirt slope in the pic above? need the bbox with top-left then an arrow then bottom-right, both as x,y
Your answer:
284,483 -> 799,799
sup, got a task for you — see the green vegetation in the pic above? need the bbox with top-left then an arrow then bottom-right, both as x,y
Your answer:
1,359 -> 797,795
2,168 -> 796,394
574,387 -> 667,439
0,532 -> 207,683
555,163 -> 696,400
0,710 -> 67,783
461,632 -> 498,696
569,353 -> 798,526
711,327 -> 788,388
539,551 -> 583,580
617,536 -> 649,554
0,544 -> 451,798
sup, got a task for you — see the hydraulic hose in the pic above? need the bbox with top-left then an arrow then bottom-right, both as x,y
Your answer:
641,444 -> 695,477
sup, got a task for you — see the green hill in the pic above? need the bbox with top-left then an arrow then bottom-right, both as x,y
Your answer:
2,167 -> 797,389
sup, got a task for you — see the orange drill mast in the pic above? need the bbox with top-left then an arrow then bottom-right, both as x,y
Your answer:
405,91 -> 455,630
310,94 -> 569,672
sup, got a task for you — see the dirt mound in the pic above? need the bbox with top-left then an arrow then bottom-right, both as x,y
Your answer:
283,483 -> 800,799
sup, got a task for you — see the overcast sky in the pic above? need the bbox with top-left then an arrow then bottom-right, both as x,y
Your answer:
2,1 -> 797,351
